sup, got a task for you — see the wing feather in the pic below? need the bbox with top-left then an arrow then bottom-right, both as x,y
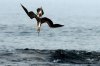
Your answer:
41,17 -> 64,28
21,4 -> 35,19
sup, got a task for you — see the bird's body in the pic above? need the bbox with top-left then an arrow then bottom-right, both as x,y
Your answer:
21,4 -> 64,34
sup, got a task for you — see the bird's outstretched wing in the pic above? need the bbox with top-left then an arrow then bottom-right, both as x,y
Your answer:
21,4 -> 35,19
41,17 -> 64,28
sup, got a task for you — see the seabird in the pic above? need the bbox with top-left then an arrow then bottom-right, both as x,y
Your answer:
21,4 -> 64,34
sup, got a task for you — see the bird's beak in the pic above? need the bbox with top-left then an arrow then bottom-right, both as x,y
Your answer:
37,26 -> 41,36
37,27 -> 40,32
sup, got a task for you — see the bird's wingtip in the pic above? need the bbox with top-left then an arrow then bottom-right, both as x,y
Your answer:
20,4 -> 24,8
20,4 -> 23,6
62,25 -> 64,26
60,25 -> 64,27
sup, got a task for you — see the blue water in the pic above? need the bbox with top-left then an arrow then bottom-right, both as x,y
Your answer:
0,0 -> 100,51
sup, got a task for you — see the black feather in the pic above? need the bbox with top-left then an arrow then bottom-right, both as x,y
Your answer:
41,17 -> 64,28
21,4 -> 35,19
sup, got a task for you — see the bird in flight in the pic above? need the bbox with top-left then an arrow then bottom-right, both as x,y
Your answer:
21,4 -> 64,35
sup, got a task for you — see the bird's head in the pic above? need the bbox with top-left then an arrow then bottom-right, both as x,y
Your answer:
37,7 -> 44,17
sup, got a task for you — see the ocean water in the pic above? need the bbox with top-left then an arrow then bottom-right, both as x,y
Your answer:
0,0 -> 100,51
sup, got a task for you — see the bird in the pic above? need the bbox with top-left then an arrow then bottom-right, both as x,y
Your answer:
21,4 -> 64,34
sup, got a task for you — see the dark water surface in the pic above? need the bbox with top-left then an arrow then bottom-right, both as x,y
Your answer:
0,49 -> 100,66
